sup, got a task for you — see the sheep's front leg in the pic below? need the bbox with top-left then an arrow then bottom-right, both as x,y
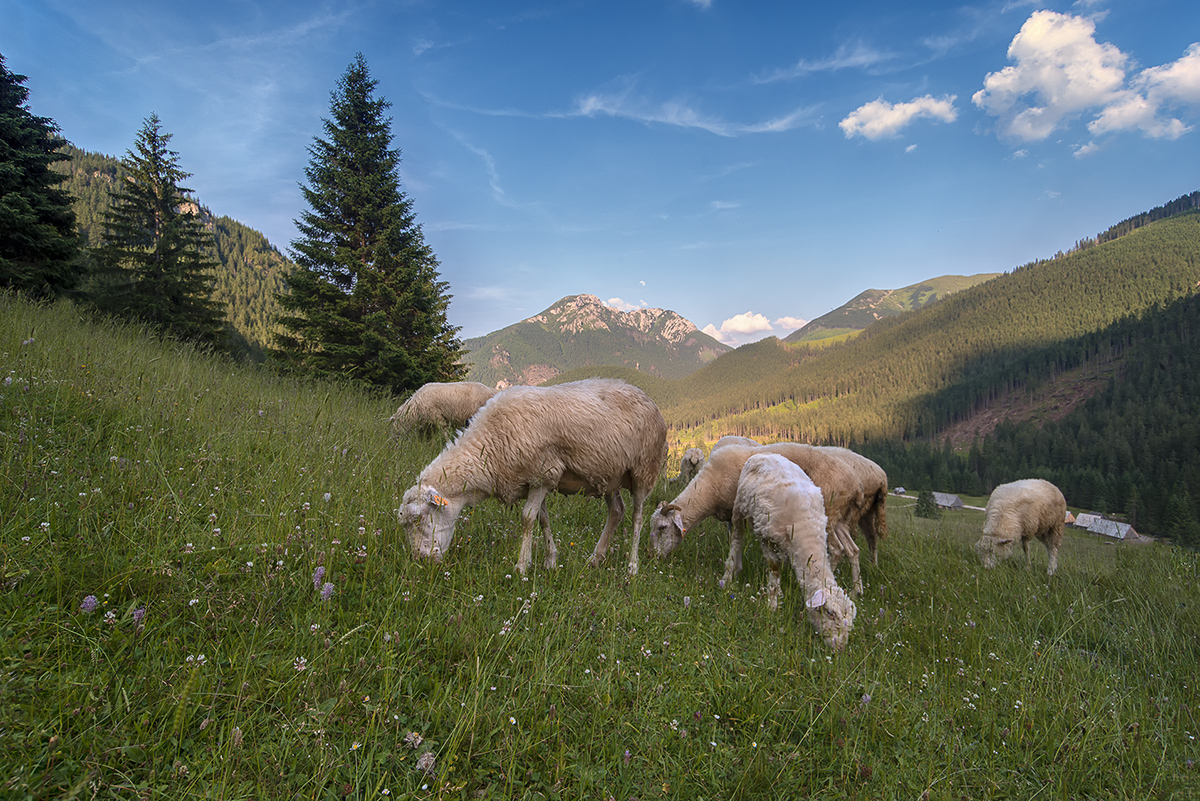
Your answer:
722,520 -> 745,586
760,540 -> 783,611
625,490 -> 651,576
517,487 -> 553,575
587,492 -> 626,569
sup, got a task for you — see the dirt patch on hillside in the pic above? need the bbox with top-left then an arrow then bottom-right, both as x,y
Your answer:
941,361 -> 1117,449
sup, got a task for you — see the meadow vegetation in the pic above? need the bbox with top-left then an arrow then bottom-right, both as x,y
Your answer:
3,295 -> 1198,799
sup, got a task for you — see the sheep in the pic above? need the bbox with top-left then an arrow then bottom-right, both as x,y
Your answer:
820,446 -> 889,566
649,442 -> 871,595
712,435 -> 760,450
732,453 -> 857,650
671,448 -> 706,486
389,381 -> 497,439
398,378 -> 668,576
975,478 -> 1066,577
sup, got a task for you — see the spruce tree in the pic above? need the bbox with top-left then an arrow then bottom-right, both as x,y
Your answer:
0,53 -> 81,298
92,114 -> 225,347
274,53 -> 464,393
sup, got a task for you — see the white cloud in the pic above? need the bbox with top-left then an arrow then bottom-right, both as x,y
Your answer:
839,94 -> 958,139
974,12 -> 1200,144
703,312 -> 777,346
905,143 -> 918,153
606,297 -> 645,313
686,0 -> 713,8
639,280 -> 645,286
773,316 -> 807,334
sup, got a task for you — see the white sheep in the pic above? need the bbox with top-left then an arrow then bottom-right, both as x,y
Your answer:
975,478 -> 1066,576
650,442 -> 871,595
732,453 -> 857,650
398,378 -> 668,576
712,435 -> 760,450
820,446 -> 889,567
389,381 -> 497,438
672,448 -> 706,485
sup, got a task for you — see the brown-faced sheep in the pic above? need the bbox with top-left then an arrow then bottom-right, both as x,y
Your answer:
649,442 -> 870,595
398,378 -> 668,576
975,478 -> 1066,577
389,381 -> 497,439
732,453 -> 857,649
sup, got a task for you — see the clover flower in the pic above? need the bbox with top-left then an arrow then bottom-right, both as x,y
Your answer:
80,595 -> 98,613
293,656 -> 308,671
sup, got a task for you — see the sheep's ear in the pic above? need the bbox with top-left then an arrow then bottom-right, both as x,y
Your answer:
425,488 -> 449,507
673,510 -> 686,537
806,588 -> 827,609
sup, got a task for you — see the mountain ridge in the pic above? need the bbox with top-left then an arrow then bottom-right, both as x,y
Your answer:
463,293 -> 730,387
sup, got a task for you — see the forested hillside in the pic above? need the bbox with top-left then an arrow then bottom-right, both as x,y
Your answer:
661,211 -> 1200,444
54,145 -> 290,359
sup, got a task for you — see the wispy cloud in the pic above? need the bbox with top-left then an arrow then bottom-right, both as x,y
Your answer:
840,94 -> 957,139
605,297 -> 646,312
573,81 -> 818,137
756,41 -> 897,84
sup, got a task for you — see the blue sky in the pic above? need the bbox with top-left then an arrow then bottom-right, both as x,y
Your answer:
4,1 -> 1200,343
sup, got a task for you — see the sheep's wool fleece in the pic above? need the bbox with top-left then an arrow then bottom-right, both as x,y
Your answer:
418,378 -> 667,503
394,381 -> 497,428
983,478 -> 1067,541
733,454 -> 829,556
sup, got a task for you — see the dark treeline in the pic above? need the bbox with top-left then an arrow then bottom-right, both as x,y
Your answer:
860,290 -> 1200,545
1076,190 -> 1200,251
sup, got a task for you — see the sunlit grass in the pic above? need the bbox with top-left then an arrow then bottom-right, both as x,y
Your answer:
2,295 -> 1198,799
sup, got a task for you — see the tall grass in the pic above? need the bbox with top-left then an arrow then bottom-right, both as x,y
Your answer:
2,295 -> 1198,799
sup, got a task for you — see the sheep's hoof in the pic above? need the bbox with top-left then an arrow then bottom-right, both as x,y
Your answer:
627,561 -> 639,577
586,552 -> 603,568
544,554 -> 557,570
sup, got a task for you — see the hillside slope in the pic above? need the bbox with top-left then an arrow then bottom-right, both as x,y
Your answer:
785,273 -> 1001,343
660,211 -> 1200,446
463,293 -> 730,387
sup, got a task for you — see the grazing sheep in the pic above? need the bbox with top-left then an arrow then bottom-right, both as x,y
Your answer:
398,378 -> 668,576
672,448 -> 706,486
650,442 -> 871,595
975,478 -> 1067,577
712,435 -> 760,450
732,453 -> 857,650
820,446 -> 889,566
389,381 -> 497,439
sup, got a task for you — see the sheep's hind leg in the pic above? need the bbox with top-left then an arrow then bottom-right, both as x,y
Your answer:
539,499 -> 557,569
722,520 -> 745,586
587,492 -> 626,569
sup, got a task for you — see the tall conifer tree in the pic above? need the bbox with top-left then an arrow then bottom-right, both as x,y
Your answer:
0,53 -> 81,298
274,53 -> 464,393
92,114 -> 225,347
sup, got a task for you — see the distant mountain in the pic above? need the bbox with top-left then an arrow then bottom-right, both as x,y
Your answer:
784,274 -> 1001,344
55,145 -> 291,360
463,294 -> 731,388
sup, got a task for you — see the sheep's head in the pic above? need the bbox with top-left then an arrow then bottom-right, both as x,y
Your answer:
650,502 -> 686,557
805,585 -> 857,651
399,483 -> 458,561
974,534 -> 1011,569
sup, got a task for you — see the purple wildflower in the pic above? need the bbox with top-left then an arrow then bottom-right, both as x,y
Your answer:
312,566 -> 326,591
132,607 -> 146,625
80,595 -> 98,613
321,582 -> 335,601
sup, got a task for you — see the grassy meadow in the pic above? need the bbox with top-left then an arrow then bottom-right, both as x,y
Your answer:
2,295 -> 1199,800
